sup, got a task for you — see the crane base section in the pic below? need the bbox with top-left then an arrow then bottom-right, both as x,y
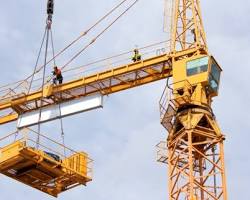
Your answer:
0,129 -> 92,197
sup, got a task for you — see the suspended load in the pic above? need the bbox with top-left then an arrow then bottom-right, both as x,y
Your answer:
0,128 -> 93,197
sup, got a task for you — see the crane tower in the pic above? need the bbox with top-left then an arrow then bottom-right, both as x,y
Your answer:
157,0 -> 228,199
0,0 -> 227,199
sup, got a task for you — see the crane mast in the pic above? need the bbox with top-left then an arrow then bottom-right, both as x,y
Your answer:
170,0 -> 207,52
157,0 -> 228,199
0,0 -> 228,199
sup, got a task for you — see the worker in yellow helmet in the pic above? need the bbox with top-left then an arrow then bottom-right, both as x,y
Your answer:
132,49 -> 141,62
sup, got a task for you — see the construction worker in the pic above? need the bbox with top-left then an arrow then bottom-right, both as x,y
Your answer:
191,28 -> 197,42
53,66 -> 63,84
132,49 -> 141,62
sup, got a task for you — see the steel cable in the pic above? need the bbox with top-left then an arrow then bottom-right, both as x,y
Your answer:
61,0 -> 139,71
36,27 -> 50,148
1,0 -> 138,97
6,0 -> 130,94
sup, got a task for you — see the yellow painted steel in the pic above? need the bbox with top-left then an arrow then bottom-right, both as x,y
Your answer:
0,113 -> 18,125
0,47 -> 203,125
43,84 -> 53,98
173,55 -> 222,96
0,129 -> 92,197
156,0 -> 228,199
0,0 -> 228,198
0,53 -> 172,125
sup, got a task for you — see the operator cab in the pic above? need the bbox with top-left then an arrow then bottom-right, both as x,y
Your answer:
173,55 -> 222,97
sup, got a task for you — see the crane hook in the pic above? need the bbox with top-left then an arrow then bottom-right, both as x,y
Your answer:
47,0 -> 54,29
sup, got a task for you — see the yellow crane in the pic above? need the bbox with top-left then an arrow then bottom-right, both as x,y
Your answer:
0,0 -> 227,199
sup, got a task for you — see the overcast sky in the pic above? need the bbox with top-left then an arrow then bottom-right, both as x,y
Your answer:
0,0 -> 249,200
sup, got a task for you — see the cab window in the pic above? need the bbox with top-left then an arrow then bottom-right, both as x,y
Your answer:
186,56 -> 209,76
209,60 -> 221,93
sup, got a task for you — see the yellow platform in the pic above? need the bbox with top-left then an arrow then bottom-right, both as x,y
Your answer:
0,129 -> 92,197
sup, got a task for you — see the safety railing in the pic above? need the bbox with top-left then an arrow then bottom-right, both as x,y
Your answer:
169,80 -> 193,108
0,40 -> 171,104
159,80 -> 194,132
156,141 -> 168,164
0,128 -> 93,179
159,80 -> 173,122
160,80 -> 193,114
159,80 -> 175,132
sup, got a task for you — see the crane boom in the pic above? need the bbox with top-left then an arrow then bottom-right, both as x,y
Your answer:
0,0 -> 228,199
0,47 -> 200,125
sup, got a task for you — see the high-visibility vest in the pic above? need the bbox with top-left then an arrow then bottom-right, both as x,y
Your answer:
133,53 -> 141,60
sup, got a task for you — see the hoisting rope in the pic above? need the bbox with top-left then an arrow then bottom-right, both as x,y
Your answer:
58,103 -> 66,157
28,0 -> 139,90
42,0 -> 139,85
35,0 -> 131,75
12,0 -> 139,150
8,38 -> 168,96
32,0 -> 66,153
10,0 -> 139,150
0,37 -> 168,98
50,29 -> 56,67
6,0 -> 131,96
47,6 -> 66,155
36,26 -> 51,148
50,27 -> 66,155
28,28 -> 48,93
16,27 -> 48,140
36,0 -> 55,148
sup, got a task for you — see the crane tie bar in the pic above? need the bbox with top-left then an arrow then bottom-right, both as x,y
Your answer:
1,0 -> 131,97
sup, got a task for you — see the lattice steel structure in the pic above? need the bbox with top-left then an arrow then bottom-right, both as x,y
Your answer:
159,100 -> 228,200
157,0 -> 228,199
0,0 -> 228,199
170,0 -> 207,51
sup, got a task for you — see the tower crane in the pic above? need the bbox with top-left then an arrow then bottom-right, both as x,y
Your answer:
0,0 -> 227,199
